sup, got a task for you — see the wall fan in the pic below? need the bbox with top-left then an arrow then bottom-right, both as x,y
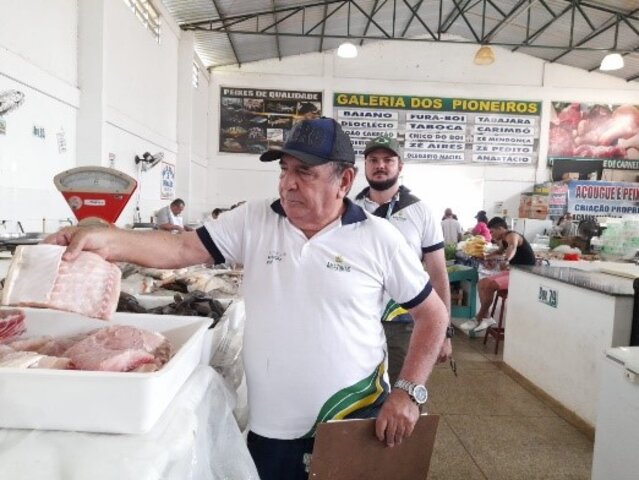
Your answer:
135,151 -> 164,172
0,90 -> 25,116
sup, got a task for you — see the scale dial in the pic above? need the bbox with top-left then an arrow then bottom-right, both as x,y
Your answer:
53,166 -> 138,224
54,167 -> 136,194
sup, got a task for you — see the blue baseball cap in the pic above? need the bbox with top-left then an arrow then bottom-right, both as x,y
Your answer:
260,117 -> 355,166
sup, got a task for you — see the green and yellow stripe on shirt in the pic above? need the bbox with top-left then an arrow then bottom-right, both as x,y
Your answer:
302,361 -> 388,438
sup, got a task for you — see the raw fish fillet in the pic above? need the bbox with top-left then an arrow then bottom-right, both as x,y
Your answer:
0,344 -> 15,357
0,350 -> 72,369
63,325 -> 172,372
0,309 -> 26,342
8,333 -> 89,357
0,351 -> 43,368
1,245 -> 121,320
30,355 -> 73,370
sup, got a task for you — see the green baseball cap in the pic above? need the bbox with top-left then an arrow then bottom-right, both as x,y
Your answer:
363,135 -> 401,158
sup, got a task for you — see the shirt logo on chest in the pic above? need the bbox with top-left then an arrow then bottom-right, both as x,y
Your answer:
326,255 -> 351,272
266,251 -> 286,264
391,210 -> 407,221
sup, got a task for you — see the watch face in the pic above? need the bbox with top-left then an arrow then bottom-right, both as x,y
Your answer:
413,385 -> 428,404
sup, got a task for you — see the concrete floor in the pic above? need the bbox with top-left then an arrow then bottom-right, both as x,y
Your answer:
426,331 -> 593,480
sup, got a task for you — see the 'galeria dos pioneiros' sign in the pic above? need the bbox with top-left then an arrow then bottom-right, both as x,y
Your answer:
333,92 -> 541,166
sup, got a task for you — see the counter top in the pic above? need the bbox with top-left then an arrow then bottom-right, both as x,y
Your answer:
513,265 -> 637,296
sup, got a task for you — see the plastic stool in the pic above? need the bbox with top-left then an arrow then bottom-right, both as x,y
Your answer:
483,289 -> 508,354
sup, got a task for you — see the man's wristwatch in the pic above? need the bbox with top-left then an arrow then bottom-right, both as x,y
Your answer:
393,379 -> 428,405
446,325 -> 455,338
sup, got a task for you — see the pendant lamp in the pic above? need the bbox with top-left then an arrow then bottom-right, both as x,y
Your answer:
473,45 -> 495,65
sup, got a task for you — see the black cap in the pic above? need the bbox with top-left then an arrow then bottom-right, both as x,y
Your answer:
260,117 -> 355,166
475,210 -> 487,219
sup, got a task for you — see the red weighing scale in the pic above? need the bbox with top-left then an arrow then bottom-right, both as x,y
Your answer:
54,167 -> 138,225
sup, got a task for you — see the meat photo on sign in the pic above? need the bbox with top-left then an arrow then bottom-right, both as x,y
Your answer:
549,102 -> 639,160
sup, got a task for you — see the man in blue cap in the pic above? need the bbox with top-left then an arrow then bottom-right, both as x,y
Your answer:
46,118 -> 449,480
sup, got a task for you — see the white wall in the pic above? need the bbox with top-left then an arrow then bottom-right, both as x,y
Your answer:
0,0 -> 79,233
208,41 -> 639,228
0,0 -> 210,231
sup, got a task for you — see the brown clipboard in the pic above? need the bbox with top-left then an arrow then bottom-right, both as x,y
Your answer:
308,414 -> 439,479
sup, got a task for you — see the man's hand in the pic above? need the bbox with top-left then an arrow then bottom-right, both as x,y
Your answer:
43,227 -> 113,262
375,389 -> 420,447
437,338 -> 452,363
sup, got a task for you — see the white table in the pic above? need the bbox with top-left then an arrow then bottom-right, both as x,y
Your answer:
0,366 -> 259,480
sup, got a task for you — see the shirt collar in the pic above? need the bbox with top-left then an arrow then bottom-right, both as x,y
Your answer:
270,198 -> 366,226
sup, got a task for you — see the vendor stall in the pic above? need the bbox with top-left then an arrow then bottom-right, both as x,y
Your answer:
503,265 -> 636,427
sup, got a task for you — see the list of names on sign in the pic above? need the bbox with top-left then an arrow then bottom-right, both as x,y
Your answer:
334,93 -> 541,165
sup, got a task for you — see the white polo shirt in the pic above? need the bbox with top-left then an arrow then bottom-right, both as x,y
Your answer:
155,205 -> 184,227
197,199 -> 431,439
354,186 -> 443,322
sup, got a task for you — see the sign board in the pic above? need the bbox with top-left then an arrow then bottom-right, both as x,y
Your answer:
219,87 -> 322,154
538,285 -> 558,308
567,180 -> 639,216
334,93 -> 541,165
548,102 -> 639,167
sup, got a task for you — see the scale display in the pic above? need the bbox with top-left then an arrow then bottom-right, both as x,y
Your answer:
54,167 -> 137,224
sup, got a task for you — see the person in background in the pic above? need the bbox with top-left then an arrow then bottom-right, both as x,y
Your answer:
471,210 -> 491,242
441,208 -> 463,245
460,216 -> 536,333
155,198 -> 192,232
211,208 -> 227,219
556,212 -> 577,237
354,135 -> 453,385
46,118 -> 449,480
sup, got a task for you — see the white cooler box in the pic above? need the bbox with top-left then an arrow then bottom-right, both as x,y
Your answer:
0,307 -> 209,434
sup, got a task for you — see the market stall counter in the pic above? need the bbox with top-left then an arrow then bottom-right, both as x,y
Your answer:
503,265 -> 635,429
0,365 -> 259,480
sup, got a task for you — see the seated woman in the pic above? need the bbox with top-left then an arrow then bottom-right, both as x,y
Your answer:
471,210 -> 491,242
460,217 -> 536,333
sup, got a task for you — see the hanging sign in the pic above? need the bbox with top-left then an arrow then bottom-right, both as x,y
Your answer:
219,87 -> 322,155
548,102 -> 639,166
567,180 -> 639,216
160,162 -> 175,200
334,93 -> 540,165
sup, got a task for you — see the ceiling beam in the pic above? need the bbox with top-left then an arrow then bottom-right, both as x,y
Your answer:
512,2 -> 573,52
306,1 -> 347,36
400,0 -> 437,40
271,0 -> 281,60
449,0 -> 481,42
350,0 -> 393,38
440,0 -> 478,33
210,0 -> 240,66
359,0 -> 385,46
319,2 -> 328,51
549,6 -> 639,63
400,0 -> 424,37
480,0 -> 532,43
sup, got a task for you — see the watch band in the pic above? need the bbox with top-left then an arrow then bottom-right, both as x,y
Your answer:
393,379 -> 428,405
446,325 -> 455,338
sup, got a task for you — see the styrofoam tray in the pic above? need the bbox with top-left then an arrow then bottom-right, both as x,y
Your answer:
0,307 -> 209,434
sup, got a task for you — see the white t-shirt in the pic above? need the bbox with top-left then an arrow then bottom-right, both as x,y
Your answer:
197,199 -> 431,439
155,205 -> 184,227
441,217 -> 463,244
353,186 -> 443,322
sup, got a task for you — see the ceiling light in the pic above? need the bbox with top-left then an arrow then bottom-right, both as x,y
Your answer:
337,42 -> 358,59
473,45 -> 495,65
600,53 -> 624,71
